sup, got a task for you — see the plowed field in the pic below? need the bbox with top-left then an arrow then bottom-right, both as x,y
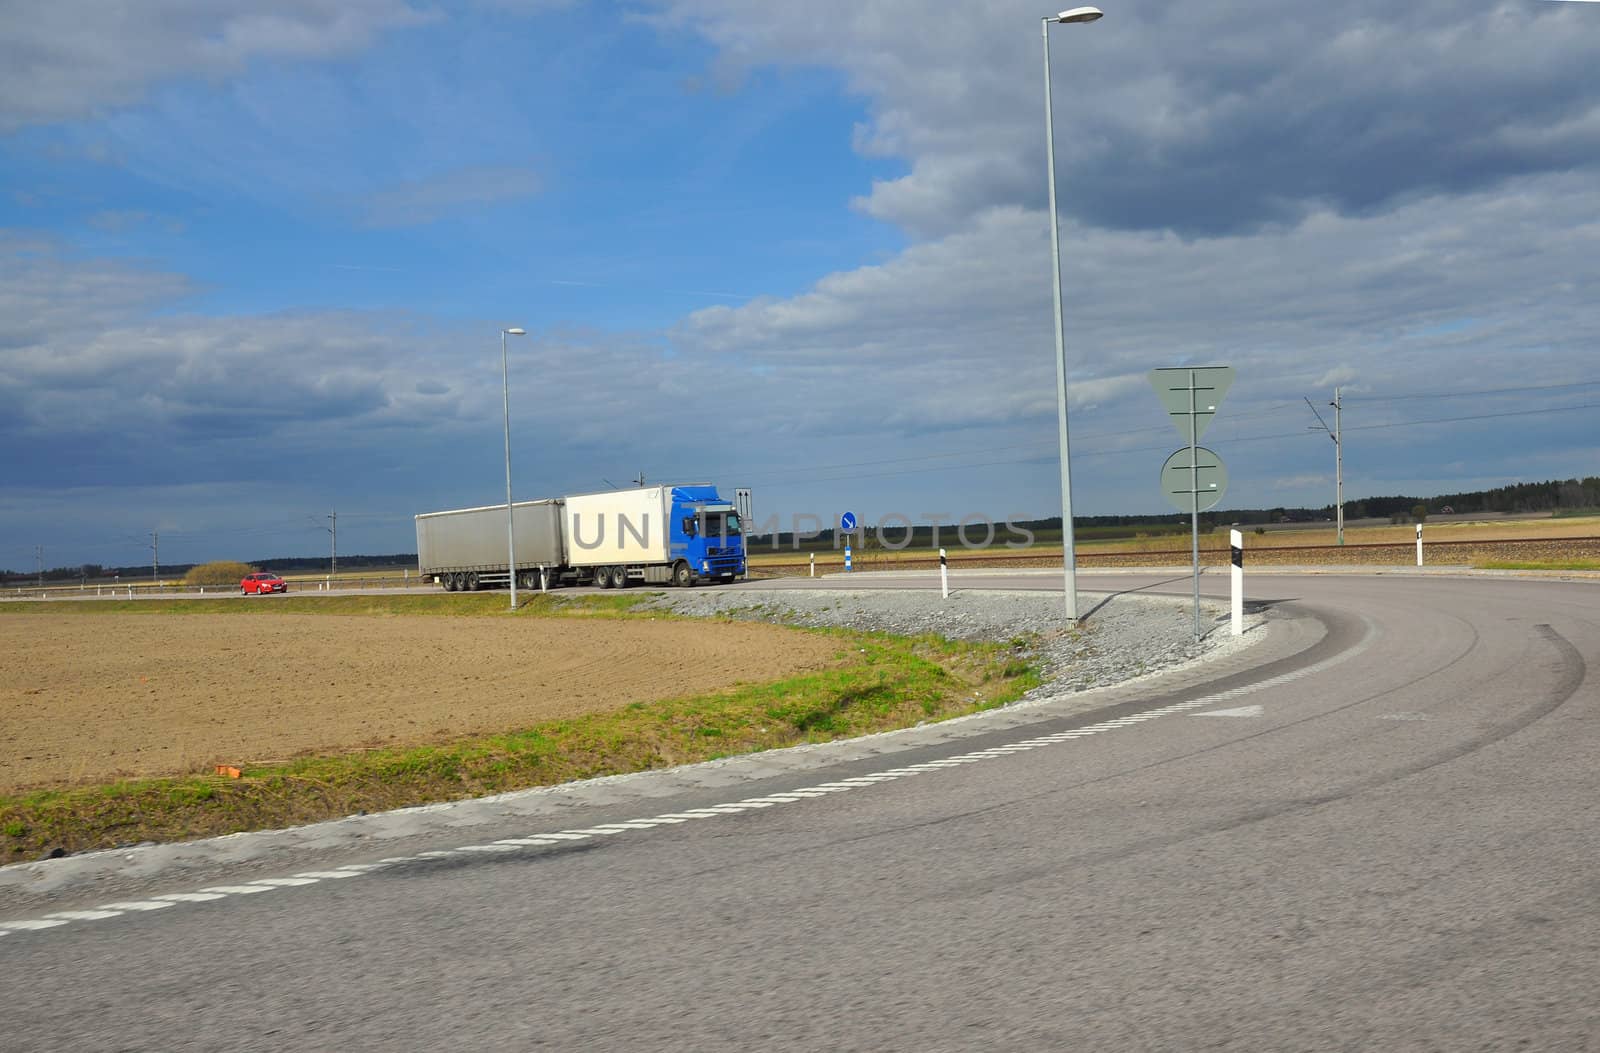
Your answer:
1,613 -> 840,794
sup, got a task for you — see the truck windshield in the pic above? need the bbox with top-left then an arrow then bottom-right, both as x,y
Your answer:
704,512 -> 741,538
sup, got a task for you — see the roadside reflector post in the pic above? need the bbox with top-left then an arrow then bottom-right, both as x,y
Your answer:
1230,529 -> 1243,636
1416,522 -> 1423,567
810,553 -> 815,577
940,548 -> 949,600
540,568 -> 548,593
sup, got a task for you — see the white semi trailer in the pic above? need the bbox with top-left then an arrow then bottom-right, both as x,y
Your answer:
416,484 -> 746,591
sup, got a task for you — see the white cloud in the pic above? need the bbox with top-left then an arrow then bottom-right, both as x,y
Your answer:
0,0 -> 434,131
652,0 -> 1600,237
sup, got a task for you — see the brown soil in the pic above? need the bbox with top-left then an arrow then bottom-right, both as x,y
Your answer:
0,614 -> 840,794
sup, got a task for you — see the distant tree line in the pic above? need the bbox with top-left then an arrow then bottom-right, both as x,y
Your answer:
0,553 -> 419,585
4,480 -> 1597,580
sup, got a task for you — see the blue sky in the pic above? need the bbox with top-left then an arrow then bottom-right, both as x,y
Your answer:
3,0 -> 1599,571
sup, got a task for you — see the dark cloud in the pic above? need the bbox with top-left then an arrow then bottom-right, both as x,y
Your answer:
658,0 -> 1600,237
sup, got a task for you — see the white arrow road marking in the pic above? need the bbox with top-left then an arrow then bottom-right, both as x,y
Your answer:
1192,705 -> 1264,718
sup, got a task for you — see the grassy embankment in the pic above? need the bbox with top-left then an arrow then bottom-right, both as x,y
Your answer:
0,593 -> 1041,864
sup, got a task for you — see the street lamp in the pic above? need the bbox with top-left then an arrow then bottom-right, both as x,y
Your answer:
502,326 -> 526,610
1041,6 -> 1102,621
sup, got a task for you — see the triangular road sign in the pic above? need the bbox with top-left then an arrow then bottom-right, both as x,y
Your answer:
1149,366 -> 1235,442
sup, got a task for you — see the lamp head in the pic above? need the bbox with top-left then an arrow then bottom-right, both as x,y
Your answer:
503,327 -> 527,336
1052,7 -> 1104,23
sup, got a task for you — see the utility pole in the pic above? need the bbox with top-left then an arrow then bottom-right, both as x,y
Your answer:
1333,388 -> 1344,545
150,530 -> 159,582
1305,390 -> 1345,545
325,509 -> 338,578
36,545 -> 43,588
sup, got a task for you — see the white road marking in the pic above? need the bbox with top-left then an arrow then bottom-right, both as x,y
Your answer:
199,885 -> 276,895
249,877 -> 321,887
1193,705 -> 1265,718
44,910 -> 123,921
98,901 -> 175,912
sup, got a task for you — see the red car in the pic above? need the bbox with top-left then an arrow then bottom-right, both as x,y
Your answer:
241,571 -> 287,595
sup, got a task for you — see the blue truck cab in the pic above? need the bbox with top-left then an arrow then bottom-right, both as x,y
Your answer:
669,485 -> 747,581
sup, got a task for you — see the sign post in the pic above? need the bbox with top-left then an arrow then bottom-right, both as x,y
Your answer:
940,548 -> 949,600
1150,366 -> 1235,641
841,512 -> 856,573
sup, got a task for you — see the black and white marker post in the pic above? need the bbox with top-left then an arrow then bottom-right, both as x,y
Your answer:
940,547 -> 949,599
1230,528 -> 1243,636
1416,522 -> 1423,567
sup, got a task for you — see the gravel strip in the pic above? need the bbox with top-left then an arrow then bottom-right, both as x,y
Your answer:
643,587 -> 1264,703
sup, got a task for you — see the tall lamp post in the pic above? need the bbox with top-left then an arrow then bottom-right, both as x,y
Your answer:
502,326 -> 527,610
1041,6 -> 1103,621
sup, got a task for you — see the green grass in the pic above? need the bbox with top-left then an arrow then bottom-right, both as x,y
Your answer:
0,620 -> 1042,864
1475,560 -> 1600,571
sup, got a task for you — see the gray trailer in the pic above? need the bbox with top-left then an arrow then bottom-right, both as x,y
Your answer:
416,500 -> 564,592
416,483 -> 747,592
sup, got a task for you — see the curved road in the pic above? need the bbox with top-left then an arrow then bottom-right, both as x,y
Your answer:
3,571 -> 1596,1050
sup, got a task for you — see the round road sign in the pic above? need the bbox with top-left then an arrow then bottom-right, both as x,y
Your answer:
1160,447 -> 1228,513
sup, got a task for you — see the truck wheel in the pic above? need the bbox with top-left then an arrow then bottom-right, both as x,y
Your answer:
671,561 -> 692,588
595,567 -> 612,589
466,571 -> 480,591
610,566 -> 628,589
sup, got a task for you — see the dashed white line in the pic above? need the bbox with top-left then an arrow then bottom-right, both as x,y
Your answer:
99,901 -> 175,912
249,877 -> 322,887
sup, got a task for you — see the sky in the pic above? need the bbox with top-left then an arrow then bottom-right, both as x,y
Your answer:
3,0 -> 1599,572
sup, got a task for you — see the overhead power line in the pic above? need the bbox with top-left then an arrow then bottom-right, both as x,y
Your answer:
1345,380 -> 1600,403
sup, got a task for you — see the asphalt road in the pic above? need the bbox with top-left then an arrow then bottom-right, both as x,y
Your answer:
3,571 -> 1597,1051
